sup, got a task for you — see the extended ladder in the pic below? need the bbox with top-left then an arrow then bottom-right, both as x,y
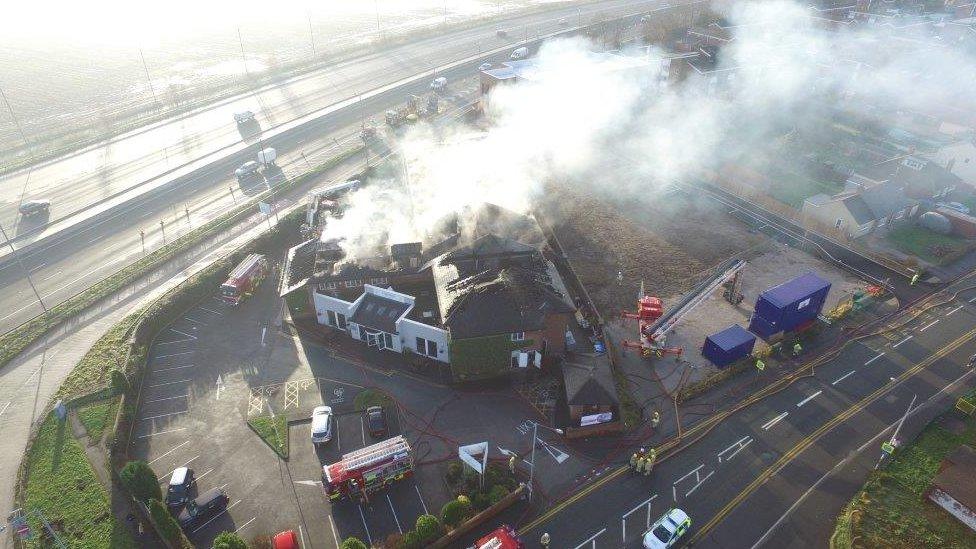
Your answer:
342,435 -> 410,472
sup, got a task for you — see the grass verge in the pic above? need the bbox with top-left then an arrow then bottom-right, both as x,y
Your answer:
353,389 -> 393,411
57,316 -> 138,400
77,397 -> 122,443
247,415 -> 289,459
830,411 -> 976,548
23,413 -> 135,548
886,224 -> 969,264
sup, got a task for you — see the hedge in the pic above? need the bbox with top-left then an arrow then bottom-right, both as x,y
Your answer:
449,334 -> 534,381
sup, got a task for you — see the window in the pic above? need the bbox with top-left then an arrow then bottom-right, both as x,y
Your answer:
319,282 -> 337,291
415,337 -> 438,357
416,337 -> 425,354
343,280 -> 360,288
327,310 -> 337,327
337,313 -> 347,330
426,340 -> 437,357
511,332 -> 525,342
384,333 -> 394,349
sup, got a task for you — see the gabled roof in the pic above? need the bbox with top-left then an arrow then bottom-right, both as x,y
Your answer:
444,234 -> 537,262
563,358 -> 618,406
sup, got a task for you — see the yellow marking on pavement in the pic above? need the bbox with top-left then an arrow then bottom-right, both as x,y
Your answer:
691,324 -> 976,543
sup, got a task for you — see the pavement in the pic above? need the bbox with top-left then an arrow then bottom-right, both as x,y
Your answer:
480,274 -> 976,549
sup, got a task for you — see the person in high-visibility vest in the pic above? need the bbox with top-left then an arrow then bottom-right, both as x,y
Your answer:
911,272 -> 921,286
630,452 -> 640,469
509,455 -> 517,474
541,532 -> 551,548
634,456 -> 645,474
645,448 -> 657,473
756,358 -> 766,371
793,342 -> 802,357
651,410 -> 661,428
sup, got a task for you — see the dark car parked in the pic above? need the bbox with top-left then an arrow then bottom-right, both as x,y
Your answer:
18,199 -> 50,218
177,488 -> 228,529
365,406 -> 387,438
166,466 -> 194,507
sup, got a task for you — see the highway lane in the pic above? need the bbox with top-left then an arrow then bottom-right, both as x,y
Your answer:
511,283 -> 976,548
0,0 -> 664,238
0,60 -> 489,334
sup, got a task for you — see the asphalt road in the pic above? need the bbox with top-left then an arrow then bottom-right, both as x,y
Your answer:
508,277 -> 976,548
0,0 -> 662,238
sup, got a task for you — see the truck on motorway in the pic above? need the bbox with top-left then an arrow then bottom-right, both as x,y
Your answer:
220,253 -> 268,305
234,110 -> 255,124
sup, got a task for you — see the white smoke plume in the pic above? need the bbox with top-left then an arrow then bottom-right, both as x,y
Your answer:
321,0 -> 976,260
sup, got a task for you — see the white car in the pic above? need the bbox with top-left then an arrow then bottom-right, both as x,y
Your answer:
643,508 -> 691,549
310,406 -> 333,446
478,63 -> 492,72
430,77 -> 447,90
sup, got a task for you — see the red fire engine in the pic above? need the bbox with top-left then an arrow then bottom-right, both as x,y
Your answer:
220,254 -> 268,305
322,436 -> 413,503
473,525 -> 524,549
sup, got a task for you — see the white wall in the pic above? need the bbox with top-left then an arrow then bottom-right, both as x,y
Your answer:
398,318 -> 450,363
313,292 -> 353,327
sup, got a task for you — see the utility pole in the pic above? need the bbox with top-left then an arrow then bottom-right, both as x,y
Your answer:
307,12 -> 316,57
360,95 -> 369,169
139,49 -> 160,110
876,393 -> 917,470
0,223 -> 45,312
159,219 -> 166,243
0,87 -> 31,158
139,229 -> 146,254
374,0 -> 382,35
525,420 -> 563,501
237,27 -> 250,78
229,185 -> 236,203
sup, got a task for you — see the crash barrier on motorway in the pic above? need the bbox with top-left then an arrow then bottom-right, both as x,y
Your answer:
428,484 -> 527,549
0,146 -> 363,373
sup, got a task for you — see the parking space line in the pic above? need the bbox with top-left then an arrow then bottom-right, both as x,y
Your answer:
146,394 -> 188,404
946,305 -> 964,316
969,297 -> 976,303
183,317 -> 206,325
192,500 -> 240,534
919,319 -> 940,332
357,504 -> 373,546
864,352 -> 885,366
191,468 -> 215,486
360,416 -> 367,447
148,379 -> 191,388
153,364 -> 194,373
415,485 -> 429,515
386,494 -> 403,533
198,306 -> 223,315
832,371 -> 856,385
141,411 -> 187,421
155,338 -> 195,346
148,441 -> 190,464
326,516 -> 338,549
234,517 -> 256,533
892,335 -> 913,348
170,328 -> 198,339
761,412 -> 788,431
154,351 -> 194,359
138,427 -> 187,439
796,390 -> 822,408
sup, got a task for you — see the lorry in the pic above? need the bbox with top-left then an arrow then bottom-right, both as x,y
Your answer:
322,436 -> 413,503
257,147 -> 277,166
220,254 -> 268,305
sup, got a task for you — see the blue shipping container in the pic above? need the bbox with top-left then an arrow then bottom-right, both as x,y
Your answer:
702,324 -> 757,368
753,272 -> 831,336
748,314 -> 779,339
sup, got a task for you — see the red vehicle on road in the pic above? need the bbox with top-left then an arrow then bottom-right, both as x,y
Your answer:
220,254 -> 268,305
474,525 -> 524,549
322,436 -> 413,503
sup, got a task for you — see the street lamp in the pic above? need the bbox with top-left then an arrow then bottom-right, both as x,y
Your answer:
526,419 -> 563,501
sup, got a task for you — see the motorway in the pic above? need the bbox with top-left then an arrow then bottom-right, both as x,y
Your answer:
511,276 -> 976,548
0,0 -> 676,335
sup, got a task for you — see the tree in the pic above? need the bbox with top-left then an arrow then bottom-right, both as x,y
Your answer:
489,484 -> 510,505
119,460 -> 161,502
401,530 -> 422,549
340,538 -> 368,549
148,498 -> 181,544
415,514 -> 442,543
440,497 -> 473,528
212,532 -> 248,549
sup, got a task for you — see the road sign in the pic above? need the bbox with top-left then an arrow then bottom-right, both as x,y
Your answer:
881,441 -> 896,454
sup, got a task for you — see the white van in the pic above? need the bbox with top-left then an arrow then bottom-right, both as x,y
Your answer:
311,406 -> 333,446
430,77 -> 448,90
510,47 -> 529,60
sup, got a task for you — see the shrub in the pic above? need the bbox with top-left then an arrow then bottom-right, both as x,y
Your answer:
212,531 -> 248,549
251,534 -> 273,549
471,491 -> 491,511
441,497 -> 473,528
446,462 -> 462,484
401,530 -> 422,549
489,484 -> 510,505
415,514 -> 441,543
341,538 -> 368,549
119,460 -> 161,502
110,369 -> 129,394
148,498 -> 181,544
384,532 -> 403,548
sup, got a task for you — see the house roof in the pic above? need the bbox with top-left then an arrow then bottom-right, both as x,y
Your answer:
348,293 -> 410,334
930,444 -> 976,512
859,181 -> 917,218
281,239 -> 318,296
842,194 -> 878,225
443,234 -> 538,263
563,357 -> 619,407
857,157 -> 962,198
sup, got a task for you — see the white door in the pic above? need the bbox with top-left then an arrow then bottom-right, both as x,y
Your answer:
366,332 -> 379,347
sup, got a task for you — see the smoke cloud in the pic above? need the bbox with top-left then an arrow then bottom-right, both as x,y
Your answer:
321,0 -> 976,260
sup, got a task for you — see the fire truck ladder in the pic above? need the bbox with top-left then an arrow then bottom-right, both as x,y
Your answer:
647,258 -> 748,342
342,435 -> 411,472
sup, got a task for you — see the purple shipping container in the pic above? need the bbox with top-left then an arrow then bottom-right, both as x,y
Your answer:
702,324 -> 756,368
751,272 -> 831,337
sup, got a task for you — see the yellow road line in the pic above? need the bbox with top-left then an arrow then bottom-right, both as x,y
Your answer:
691,324 -> 976,543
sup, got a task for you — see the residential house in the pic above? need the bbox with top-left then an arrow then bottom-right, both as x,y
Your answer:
802,168 -> 919,238
927,444 -> 976,532
853,155 -> 961,201
928,140 -> 976,190
560,356 -> 621,437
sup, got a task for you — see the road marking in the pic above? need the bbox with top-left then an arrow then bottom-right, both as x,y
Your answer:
622,494 -> 659,539
673,464 -> 712,501
946,305 -> 964,316
170,328 -> 198,339
198,306 -> 223,315
191,468 -> 215,485
572,528 -> 606,549
919,319 -> 940,332
41,270 -> 63,282
969,297 -> 976,303
147,441 -> 190,464
326,517 -> 339,549
415,484 -> 429,515
686,470 -> 715,497
153,364 -> 194,373
192,500 -> 241,534
360,415 -> 367,447
892,335 -> 913,348
357,504 -> 372,547
0,402 -> 10,419
865,352 -> 885,366
141,411 -> 187,421
147,379 -> 191,388
301,523 -> 309,549
183,317 -> 206,325
155,338 -> 195,346
138,427 -> 187,439
386,494 -> 403,533
146,394 -> 188,404
717,436 -> 753,463
796,390 -> 822,408
234,517 -> 256,533
154,351 -> 194,359
761,412 -> 789,431
832,371 -> 856,385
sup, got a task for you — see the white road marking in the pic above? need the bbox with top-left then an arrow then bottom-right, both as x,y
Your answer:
0,402 -> 10,419
761,412 -> 789,431
301,523 -> 310,549
919,319 -> 940,332
685,470 -> 715,497
796,390 -> 823,408
154,338 -> 195,346
198,306 -> 223,315
170,328 -> 197,339
138,427 -> 187,439
153,364 -> 194,373
183,317 -> 206,325
673,464 -> 711,501
192,500 -> 241,534
865,352 -> 885,366
147,379 -> 191,388
234,517 -> 256,533
386,494 -> 403,533
154,351 -> 194,359
832,371 -> 856,385
717,436 -> 753,463
969,296 -> 976,303
145,394 -> 187,404
191,468 -> 215,486
946,305 -> 964,316
573,528 -> 607,549
360,415 -> 367,447
415,484 -> 429,515
357,504 -> 372,546
141,411 -> 187,421
892,335 -> 913,348
147,440 -> 190,464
